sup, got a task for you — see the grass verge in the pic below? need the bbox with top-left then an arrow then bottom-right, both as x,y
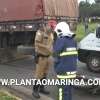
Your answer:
0,90 -> 21,100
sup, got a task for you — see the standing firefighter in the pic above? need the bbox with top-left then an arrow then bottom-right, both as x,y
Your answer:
32,20 -> 57,98
53,22 -> 78,100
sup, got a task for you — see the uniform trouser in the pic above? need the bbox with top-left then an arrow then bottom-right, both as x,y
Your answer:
57,72 -> 76,100
59,85 -> 72,100
35,56 -> 51,79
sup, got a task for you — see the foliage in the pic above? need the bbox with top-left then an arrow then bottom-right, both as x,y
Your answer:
0,91 -> 18,100
75,22 -> 98,41
79,2 -> 91,18
95,0 -> 100,3
79,1 -> 100,18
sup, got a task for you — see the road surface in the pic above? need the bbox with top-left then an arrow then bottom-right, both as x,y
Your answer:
0,57 -> 100,100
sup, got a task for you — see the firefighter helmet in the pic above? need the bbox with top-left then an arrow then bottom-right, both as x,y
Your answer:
54,22 -> 75,37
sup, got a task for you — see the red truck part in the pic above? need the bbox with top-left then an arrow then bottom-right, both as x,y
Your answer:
0,0 -> 43,21
0,0 -> 78,21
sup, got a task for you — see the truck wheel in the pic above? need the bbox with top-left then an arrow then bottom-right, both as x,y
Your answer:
2,36 -> 8,48
87,55 -> 100,72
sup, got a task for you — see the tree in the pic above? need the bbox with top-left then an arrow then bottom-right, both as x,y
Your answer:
79,1 -> 92,18
91,3 -> 100,16
79,1 -> 100,19
95,0 -> 100,3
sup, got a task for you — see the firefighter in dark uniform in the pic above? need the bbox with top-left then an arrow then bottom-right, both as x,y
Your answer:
53,22 -> 78,100
32,20 -> 57,98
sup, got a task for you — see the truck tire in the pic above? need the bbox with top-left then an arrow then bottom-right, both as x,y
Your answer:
1,33 -> 10,48
2,36 -> 8,48
87,55 -> 100,72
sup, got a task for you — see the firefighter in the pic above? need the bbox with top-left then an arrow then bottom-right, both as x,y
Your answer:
32,20 -> 57,98
53,22 -> 78,100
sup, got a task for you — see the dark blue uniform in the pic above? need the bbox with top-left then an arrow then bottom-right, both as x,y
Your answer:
53,36 -> 77,100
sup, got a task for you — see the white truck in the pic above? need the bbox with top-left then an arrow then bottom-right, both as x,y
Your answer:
78,26 -> 100,72
77,28 -> 100,94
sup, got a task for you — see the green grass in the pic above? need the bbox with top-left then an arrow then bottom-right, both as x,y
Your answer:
0,91 -> 20,100
75,23 -> 98,41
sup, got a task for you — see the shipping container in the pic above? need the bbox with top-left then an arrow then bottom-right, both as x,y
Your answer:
0,0 -> 78,21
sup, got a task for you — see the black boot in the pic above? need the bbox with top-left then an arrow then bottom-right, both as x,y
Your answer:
40,77 -> 50,95
32,82 -> 40,99
40,85 -> 50,95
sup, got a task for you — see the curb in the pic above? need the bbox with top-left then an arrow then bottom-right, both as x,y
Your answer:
0,55 -> 31,64
0,90 -> 22,100
0,83 -> 54,100
9,85 -> 54,100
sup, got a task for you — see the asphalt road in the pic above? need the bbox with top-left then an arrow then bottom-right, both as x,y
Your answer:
73,62 -> 100,100
0,57 -> 100,100
73,89 -> 100,100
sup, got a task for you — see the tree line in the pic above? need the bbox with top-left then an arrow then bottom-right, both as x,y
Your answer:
79,0 -> 100,19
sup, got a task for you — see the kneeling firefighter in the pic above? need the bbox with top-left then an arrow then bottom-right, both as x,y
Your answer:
32,20 -> 57,98
53,22 -> 78,100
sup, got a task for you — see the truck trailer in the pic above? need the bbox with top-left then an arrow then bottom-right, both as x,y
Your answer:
0,0 -> 78,62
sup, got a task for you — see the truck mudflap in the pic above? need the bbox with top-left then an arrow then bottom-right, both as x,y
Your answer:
75,75 -> 100,95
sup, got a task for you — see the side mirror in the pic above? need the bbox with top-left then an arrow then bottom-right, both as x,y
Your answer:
96,27 -> 100,38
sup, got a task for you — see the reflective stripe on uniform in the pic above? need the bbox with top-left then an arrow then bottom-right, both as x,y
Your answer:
60,51 -> 78,57
57,71 -> 77,79
66,71 -> 76,75
66,47 -> 77,51
57,74 -> 76,79
59,88 -> 63,100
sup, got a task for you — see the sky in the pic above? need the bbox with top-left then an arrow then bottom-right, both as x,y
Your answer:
78,0 -> 95,4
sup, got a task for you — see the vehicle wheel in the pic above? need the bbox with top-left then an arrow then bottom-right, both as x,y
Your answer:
87,55 -> 100,72
2,36 -> 8,48
1,34 -> 9,48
